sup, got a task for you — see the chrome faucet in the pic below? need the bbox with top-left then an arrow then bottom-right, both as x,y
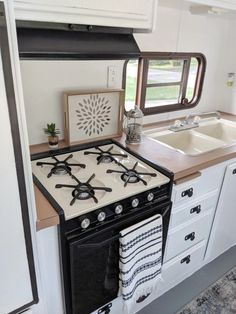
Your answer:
169,111 -> 221,132
185,111 -> 221,124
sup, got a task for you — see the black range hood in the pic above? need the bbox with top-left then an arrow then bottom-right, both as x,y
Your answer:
17,22 -> 141,60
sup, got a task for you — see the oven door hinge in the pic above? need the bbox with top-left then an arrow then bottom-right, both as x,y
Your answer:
98,303 -> 112,314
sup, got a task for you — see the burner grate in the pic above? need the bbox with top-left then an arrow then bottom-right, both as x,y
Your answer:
36,154 -> 86,178
55,174 -> 112,205
84,145 -> 128,164
107,161 -> 157,187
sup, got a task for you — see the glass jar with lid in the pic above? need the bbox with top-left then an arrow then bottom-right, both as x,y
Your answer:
124,106 -> 143,144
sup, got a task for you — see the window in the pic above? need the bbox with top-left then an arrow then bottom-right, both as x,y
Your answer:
123,59 -> 139,111
123,52 -> 206,115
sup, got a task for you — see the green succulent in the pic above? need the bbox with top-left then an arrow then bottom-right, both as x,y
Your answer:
43,123 -> 60,137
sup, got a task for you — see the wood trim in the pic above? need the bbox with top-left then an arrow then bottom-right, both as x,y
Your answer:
174,172 -> 201,185
136,57 -> 144,107
146,82 -> 182,88
180,57 -> 191,102
34,185 -> 59,231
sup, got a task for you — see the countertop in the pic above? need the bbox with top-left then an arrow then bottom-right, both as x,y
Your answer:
32,112 -> 236,230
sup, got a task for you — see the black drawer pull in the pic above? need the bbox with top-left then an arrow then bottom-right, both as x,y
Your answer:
190,205 -> 201,214
233,169 -> 236,174
181,255 -> 191,264
181,188 -> 193,198
98,303 -> 112,314
185,232 -> 195,241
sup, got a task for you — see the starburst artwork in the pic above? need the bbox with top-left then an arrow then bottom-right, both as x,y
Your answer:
64,90 -> 124,145
76,94 -> 111,136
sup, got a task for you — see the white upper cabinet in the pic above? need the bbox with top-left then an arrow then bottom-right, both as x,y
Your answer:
187,0 -> 236,11
13,0 -> 157,32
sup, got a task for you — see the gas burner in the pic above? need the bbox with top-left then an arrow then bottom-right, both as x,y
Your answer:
55,174 -> 112,205
107,162 -> 157,187
84,146 -> 128,165
36,154 -> 86,178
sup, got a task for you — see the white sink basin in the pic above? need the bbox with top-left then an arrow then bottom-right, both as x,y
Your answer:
195,121 -> 236,144
146,129 -> 225,156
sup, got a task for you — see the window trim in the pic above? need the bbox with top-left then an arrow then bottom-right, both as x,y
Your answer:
124,52 -> 206,115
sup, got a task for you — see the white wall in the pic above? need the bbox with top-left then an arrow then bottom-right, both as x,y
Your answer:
135,5 -> 229,124
21,60 -> 124,144
217,18 -> 236,115
21,4 -> 231,145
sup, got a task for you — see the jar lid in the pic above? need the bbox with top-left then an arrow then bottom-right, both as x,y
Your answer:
125,106 -> 143,119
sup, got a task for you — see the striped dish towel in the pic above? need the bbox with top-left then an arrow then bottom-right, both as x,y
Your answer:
119,214 -> 163,314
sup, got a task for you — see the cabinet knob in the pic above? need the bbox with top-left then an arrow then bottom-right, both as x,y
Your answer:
181,188 -> 193,198
190,205 -> 201,214
185,232 -> 195,241
181,255 -> 191,264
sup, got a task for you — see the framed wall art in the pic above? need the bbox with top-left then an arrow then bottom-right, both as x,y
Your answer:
64,89 -> 125,145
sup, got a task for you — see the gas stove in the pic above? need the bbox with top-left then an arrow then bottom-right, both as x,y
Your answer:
31,139 -> 173,314
31,141 -> 170,221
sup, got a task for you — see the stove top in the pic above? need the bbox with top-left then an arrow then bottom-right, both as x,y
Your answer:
31,143 -> 170,220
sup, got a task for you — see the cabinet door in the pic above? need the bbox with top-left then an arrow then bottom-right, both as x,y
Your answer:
14,0 -> 156,30
206,162 -> 236,261
0,1 -> 38,313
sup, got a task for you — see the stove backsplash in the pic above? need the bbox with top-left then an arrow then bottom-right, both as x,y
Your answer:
20,59 -> 125,145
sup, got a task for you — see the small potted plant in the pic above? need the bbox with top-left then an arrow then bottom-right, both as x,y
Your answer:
43,123 -> 60,149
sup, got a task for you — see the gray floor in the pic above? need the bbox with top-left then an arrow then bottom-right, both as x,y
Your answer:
138,246 -> 236,314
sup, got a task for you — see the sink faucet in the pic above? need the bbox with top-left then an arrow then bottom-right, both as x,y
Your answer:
184,111 -> 221,124
169,111 -> 221,132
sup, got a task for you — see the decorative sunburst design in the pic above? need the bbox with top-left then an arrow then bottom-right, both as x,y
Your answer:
76,94 -> 111,136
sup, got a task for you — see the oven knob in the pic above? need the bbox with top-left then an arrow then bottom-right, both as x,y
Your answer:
147,192 -> 154,202
115,204 -> 123,215
97,211 -> 106,222
80,217 -> 90,229
131,198 -> 139,208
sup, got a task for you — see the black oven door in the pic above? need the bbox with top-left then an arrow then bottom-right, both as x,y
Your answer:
66,201 -> 171,314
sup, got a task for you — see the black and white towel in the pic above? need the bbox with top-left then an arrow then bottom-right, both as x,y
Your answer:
119,214 -> 163,314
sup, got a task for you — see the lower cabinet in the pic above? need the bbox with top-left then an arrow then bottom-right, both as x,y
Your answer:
206,161 -> 236,261
162,241 -> 206,293
164,210 -> 213,262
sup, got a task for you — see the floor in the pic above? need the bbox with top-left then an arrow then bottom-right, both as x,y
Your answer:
139,246 -> 236,314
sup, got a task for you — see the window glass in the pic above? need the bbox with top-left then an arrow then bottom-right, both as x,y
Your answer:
186,57 -> 198,101
147,60 -> 184,84
124,60 -> 138,111
145,86 -> 180,107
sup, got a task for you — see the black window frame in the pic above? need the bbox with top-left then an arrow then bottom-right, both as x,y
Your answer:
123,52 -> 206,115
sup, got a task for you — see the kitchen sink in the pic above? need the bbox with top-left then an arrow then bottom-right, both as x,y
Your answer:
145,129 -> 225,156
194,121 -> 236,144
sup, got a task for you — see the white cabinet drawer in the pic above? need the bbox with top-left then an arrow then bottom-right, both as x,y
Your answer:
172,163 -> 225,206
170,190 -> 218,229
162,241 -> 206,291
164,210 -> 213,262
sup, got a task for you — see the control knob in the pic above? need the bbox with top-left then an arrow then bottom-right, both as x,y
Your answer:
80,217 -> 90,229
131,198 -> 139,208
147,192 -> 154,202
97,211 -> 106,222
114,204 -> 123,215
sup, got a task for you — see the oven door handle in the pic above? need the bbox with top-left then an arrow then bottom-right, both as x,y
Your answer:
72,234 -> 120,248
